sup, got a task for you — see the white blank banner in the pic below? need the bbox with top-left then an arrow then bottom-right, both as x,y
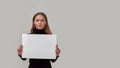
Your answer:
22,34 -> 56,59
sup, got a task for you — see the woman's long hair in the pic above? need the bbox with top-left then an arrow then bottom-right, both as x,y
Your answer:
31,12 -> 52,34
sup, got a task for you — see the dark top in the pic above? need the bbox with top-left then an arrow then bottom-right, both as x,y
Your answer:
19,29 -> 59,68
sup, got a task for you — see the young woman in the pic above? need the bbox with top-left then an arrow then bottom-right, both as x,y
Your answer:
17,12 -> 61,68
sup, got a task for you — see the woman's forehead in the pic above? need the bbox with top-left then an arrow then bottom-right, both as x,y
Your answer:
35,15 -> 45,19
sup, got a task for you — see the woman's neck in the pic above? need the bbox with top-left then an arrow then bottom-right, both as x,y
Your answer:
32,29 -> 46,34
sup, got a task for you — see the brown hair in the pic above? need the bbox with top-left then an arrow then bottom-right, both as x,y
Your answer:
31,12 -> 52,34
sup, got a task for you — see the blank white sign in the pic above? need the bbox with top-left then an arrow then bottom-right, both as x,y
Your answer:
22,34 -> 56,59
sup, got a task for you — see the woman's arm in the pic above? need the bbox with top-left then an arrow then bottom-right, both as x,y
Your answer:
17,45 -> 27,60
51,45 -> 61,63
51,56 -> 59,62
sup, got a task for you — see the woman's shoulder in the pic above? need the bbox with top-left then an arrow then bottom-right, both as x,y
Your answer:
26,33 -> 31,34
28,32 -> 34,34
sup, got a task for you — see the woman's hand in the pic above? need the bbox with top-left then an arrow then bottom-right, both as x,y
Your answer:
56,44 -> 61,56
17,44 -> 23,56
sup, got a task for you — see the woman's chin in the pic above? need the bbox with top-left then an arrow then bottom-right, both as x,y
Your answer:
36,27 -> 44,30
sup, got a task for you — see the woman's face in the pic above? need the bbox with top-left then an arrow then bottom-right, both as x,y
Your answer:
34,14 -> 46,30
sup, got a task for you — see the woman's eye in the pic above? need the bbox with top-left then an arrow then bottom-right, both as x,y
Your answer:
36,19 -> 39,22
41,19 -> 44,22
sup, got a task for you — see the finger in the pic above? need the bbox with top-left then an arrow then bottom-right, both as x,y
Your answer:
56,49 -> 60,54
20,45 -> 23,48
56,44 -> 58,48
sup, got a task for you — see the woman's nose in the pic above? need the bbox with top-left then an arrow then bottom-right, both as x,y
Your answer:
38,22 -> 41,24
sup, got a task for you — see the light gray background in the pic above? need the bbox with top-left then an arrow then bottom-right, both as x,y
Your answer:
0,0 -> 119,68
